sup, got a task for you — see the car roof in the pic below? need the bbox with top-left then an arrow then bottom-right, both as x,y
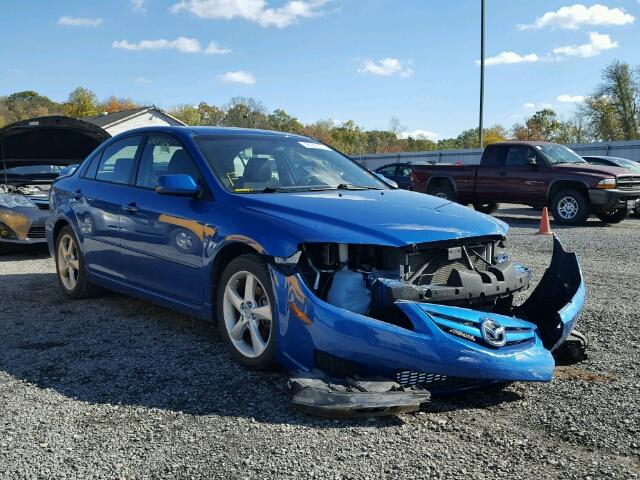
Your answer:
110,125 -> 310,140
486,140 -> 556,147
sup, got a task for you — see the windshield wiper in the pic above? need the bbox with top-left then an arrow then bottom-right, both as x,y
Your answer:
309,183 -> 383,191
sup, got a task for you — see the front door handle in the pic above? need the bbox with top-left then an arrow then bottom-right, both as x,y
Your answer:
122,203 -> 139,214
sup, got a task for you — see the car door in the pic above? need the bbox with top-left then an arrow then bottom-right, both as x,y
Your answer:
501,145 -> 549,204
376,164 -> 403,187
73,135 -> 144,278
474,145 -> 508,202
118,133 -> 213,305
395,164 -> 413,189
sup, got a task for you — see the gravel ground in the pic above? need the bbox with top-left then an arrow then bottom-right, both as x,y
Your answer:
0,206 -> 639,479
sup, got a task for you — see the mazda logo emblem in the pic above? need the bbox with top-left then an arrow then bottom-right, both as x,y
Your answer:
480,318 -> 506,347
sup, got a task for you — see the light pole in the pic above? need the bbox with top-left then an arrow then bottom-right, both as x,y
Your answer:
479,0 -> 485,149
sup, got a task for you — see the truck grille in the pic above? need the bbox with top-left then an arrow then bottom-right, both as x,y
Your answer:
27,226 -> 46,239
617,175 -> 640,190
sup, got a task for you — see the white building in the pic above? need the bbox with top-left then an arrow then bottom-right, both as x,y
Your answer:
84,106 -> 185,136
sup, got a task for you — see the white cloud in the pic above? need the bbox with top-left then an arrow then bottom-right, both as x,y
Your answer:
58,16 -> 102,27
518,4 -> 634,30
113,37 -> 230,55
482,51 -> 541,66
523,102 -> 554,111
170,0 -> 327,28
557,94 -> 585,103
132,0 -> 146,12
219,70 -> 256,84
553,32 -> 617,58
358,58 -> 414,78
523,102 -> 536,110
204,41 -> 232,54
398,129 -> 440,141
133,76 -> 152,85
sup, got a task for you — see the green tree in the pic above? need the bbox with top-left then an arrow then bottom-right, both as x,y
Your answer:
580,61 -> 640,141
63,87 -> 100,117
168,105 -> 202,125
1,90 -> 61,122
223,97 -> 267,128
266,109 -> 303,134
197,102 -> 225,126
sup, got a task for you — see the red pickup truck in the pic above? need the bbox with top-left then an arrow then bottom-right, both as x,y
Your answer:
411,141 -> 640,225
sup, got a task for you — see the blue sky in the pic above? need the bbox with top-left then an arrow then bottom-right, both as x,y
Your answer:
1,0 -> 639,138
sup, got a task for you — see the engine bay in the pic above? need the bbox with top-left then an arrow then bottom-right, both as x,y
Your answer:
0,183 -> 50,197
297,238 -> 532,328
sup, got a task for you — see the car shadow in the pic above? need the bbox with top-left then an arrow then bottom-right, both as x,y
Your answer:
0,271 -> 522,427
0,243 -> 50,261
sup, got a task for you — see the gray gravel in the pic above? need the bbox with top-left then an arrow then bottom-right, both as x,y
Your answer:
0,205 -> 639,479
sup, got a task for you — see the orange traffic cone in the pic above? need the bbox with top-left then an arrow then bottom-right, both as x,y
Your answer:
538,207 -> 553,235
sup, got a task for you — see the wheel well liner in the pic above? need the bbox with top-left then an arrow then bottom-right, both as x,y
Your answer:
426,176 -> 456,194
210,242 -> 261,308
548,180 -> 590,202
52,219 -> 70,244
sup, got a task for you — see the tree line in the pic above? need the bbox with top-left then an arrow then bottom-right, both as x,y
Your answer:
1,60 -> 638,155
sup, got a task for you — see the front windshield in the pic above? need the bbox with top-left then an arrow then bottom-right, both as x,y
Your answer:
195,135 -> 388,193
535,144 -> 586,165
0,165 -> 65,175
613,158 -> 640,171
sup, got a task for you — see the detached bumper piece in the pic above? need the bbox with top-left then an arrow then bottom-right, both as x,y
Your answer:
289,377 -> 430,418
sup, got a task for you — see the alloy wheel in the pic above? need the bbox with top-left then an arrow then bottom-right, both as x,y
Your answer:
57,234 -> 80,290
222,271 -> 272,358
557,196 -> 579,220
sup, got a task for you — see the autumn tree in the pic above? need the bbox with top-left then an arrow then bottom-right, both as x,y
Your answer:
101,96 -> 139,113
197,102 -> 225,126
1,90 -> 61,122
63,87 -> 100,117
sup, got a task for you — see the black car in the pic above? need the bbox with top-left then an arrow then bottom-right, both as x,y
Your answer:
374,163 -> 414,189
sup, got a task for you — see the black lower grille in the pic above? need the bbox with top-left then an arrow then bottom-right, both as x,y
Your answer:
27,226 -> 46,239
34,202 -> 49,210
396,370 -> 487,389
314,350 -> 361,377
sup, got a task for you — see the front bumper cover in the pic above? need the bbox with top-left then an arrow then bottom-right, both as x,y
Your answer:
274,236 -> 584,409
588,188 -> 640,210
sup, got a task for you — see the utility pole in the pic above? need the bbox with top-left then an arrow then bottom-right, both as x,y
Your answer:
479,0 -> 485,149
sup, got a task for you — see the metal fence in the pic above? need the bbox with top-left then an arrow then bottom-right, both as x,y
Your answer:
352,140 -> 640,170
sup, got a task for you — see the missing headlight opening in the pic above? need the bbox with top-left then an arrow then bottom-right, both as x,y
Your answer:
298,239 -> 532,328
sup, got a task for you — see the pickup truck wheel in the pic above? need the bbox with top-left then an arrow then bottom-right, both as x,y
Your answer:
429,185 -> 456,202
473,202 -> 500,214
550,189 -> 590,225
595,209 -> 629,224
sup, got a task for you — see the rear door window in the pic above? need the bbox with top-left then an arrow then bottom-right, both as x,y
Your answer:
482,146 -> 507,166
94,136 -> 143,184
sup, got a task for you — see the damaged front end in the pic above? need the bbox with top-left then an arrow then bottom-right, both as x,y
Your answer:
273,235 -> 585,416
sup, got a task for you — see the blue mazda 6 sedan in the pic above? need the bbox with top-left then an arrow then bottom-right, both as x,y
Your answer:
47,126 -> 586,412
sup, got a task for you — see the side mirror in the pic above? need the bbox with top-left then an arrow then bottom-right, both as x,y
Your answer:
373,172 -> 399,188
156,174 -> 199,197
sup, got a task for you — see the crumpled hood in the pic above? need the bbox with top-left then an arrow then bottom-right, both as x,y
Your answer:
238,189 -> 508,247
552,163 -> 629,177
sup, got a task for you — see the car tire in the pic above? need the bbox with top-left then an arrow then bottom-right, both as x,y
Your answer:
595,209 -> 629,224
550,189 -> 590,225
216,253 -> 277,370
429,184 -> 457,202
473,202 -> 500,214
54,225 -> 100,299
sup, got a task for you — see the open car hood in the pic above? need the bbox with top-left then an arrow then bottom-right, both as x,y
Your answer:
0,115 -> 110,170
240,189 -> 509,247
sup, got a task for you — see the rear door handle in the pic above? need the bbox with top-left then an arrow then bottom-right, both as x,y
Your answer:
122,203 -> 139,214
